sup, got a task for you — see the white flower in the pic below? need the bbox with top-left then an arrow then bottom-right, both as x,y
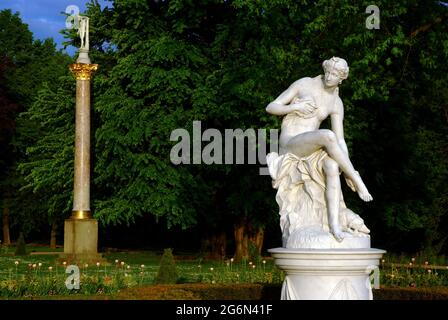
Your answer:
120,261 -> 125,266
252,265 -> 256,269
32,264 -> 37,268
230,258 -> 234,262
411,257 -> 415,262
249,262 -> 253,265
63,261 -> 67,266
14,261 -> 19,265
262,260 -> 266,264
84,264 -> 89,268
48,267 -> 53,271
409,263 -> 413,266
381,259 -> 385,263
127,265 -> 130,269
140,264 -> 145,268
428,269 -> 432,273
38,263 -> 42,267
115,259 -> 119,263
96,262 -> 100,267
210,267 -> 214,271
425,261 -> 429,265
212,280 -> 216,284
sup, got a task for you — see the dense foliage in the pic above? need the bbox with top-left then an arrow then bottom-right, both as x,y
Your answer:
0,9 -> 72,238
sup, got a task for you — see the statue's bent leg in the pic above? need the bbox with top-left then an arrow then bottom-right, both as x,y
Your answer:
323,158 -> 344,242
286,129 -> 372,201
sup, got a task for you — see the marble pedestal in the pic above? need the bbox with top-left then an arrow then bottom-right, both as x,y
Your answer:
62,218 -> 103,263
268,248 -> 385,300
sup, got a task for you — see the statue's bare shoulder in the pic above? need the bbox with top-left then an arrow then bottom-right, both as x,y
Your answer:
290,76 -> 314,91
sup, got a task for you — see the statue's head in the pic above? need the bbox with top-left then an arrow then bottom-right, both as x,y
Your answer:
322,57 -> 349,88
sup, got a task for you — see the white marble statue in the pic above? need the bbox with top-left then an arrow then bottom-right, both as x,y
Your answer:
78,16 -> 90,51
266,57 -> 371,249
75,16 -> 91,64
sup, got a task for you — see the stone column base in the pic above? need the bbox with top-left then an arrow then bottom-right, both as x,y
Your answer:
268,247 -> 386,300
63,218 -> 103,264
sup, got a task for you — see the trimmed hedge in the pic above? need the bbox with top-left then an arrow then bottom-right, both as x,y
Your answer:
154,248 -> 178,284
115,284 -> 448,300
116,284 -> 269,300
373,287 -> 448,300
14,233 -> 27,256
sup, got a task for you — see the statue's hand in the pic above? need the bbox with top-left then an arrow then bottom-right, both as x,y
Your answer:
290,98 -> 317,115
344,173 -> 357,192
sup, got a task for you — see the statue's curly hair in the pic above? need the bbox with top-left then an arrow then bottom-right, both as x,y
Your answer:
322,57 -> 349,80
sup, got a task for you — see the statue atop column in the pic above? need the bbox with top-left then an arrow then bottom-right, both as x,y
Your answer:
76,16 -> 91,64
78,16 -> 90,51
266,57 -> 371,249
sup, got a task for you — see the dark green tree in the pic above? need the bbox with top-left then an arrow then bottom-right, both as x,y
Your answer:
16,77 -> 75,240
0,9 -> 72,243
25,0 -> 448,256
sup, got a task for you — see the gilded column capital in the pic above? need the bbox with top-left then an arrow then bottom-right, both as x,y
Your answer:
69,63 -> 98,81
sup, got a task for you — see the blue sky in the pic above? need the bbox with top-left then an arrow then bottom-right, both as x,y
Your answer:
0,0 -> 110,56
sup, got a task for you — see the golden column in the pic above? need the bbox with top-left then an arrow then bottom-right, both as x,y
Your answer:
63,16 -> 102,262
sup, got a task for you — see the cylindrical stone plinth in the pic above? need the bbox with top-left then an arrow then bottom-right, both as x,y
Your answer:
268,247 -> 386,300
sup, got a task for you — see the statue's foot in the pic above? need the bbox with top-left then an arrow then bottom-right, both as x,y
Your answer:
330,225 -> 345,242
357,188 -> 373,202
353,173 -> 373,202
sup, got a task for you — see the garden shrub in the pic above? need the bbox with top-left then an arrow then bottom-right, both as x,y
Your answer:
154,248 -> 178,284
14,233 -> 27,256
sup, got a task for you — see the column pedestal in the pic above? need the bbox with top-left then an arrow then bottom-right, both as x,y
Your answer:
62,219 -> 103,263
268,247 -> 385,300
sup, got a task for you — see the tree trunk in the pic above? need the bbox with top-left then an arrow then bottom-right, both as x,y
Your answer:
2,206 -> 11,246
201,231 -> 227,259
233,219 -> 249,261
250,226 -> 265,256
50,221 -> 57,249
211,231 -> 226,260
